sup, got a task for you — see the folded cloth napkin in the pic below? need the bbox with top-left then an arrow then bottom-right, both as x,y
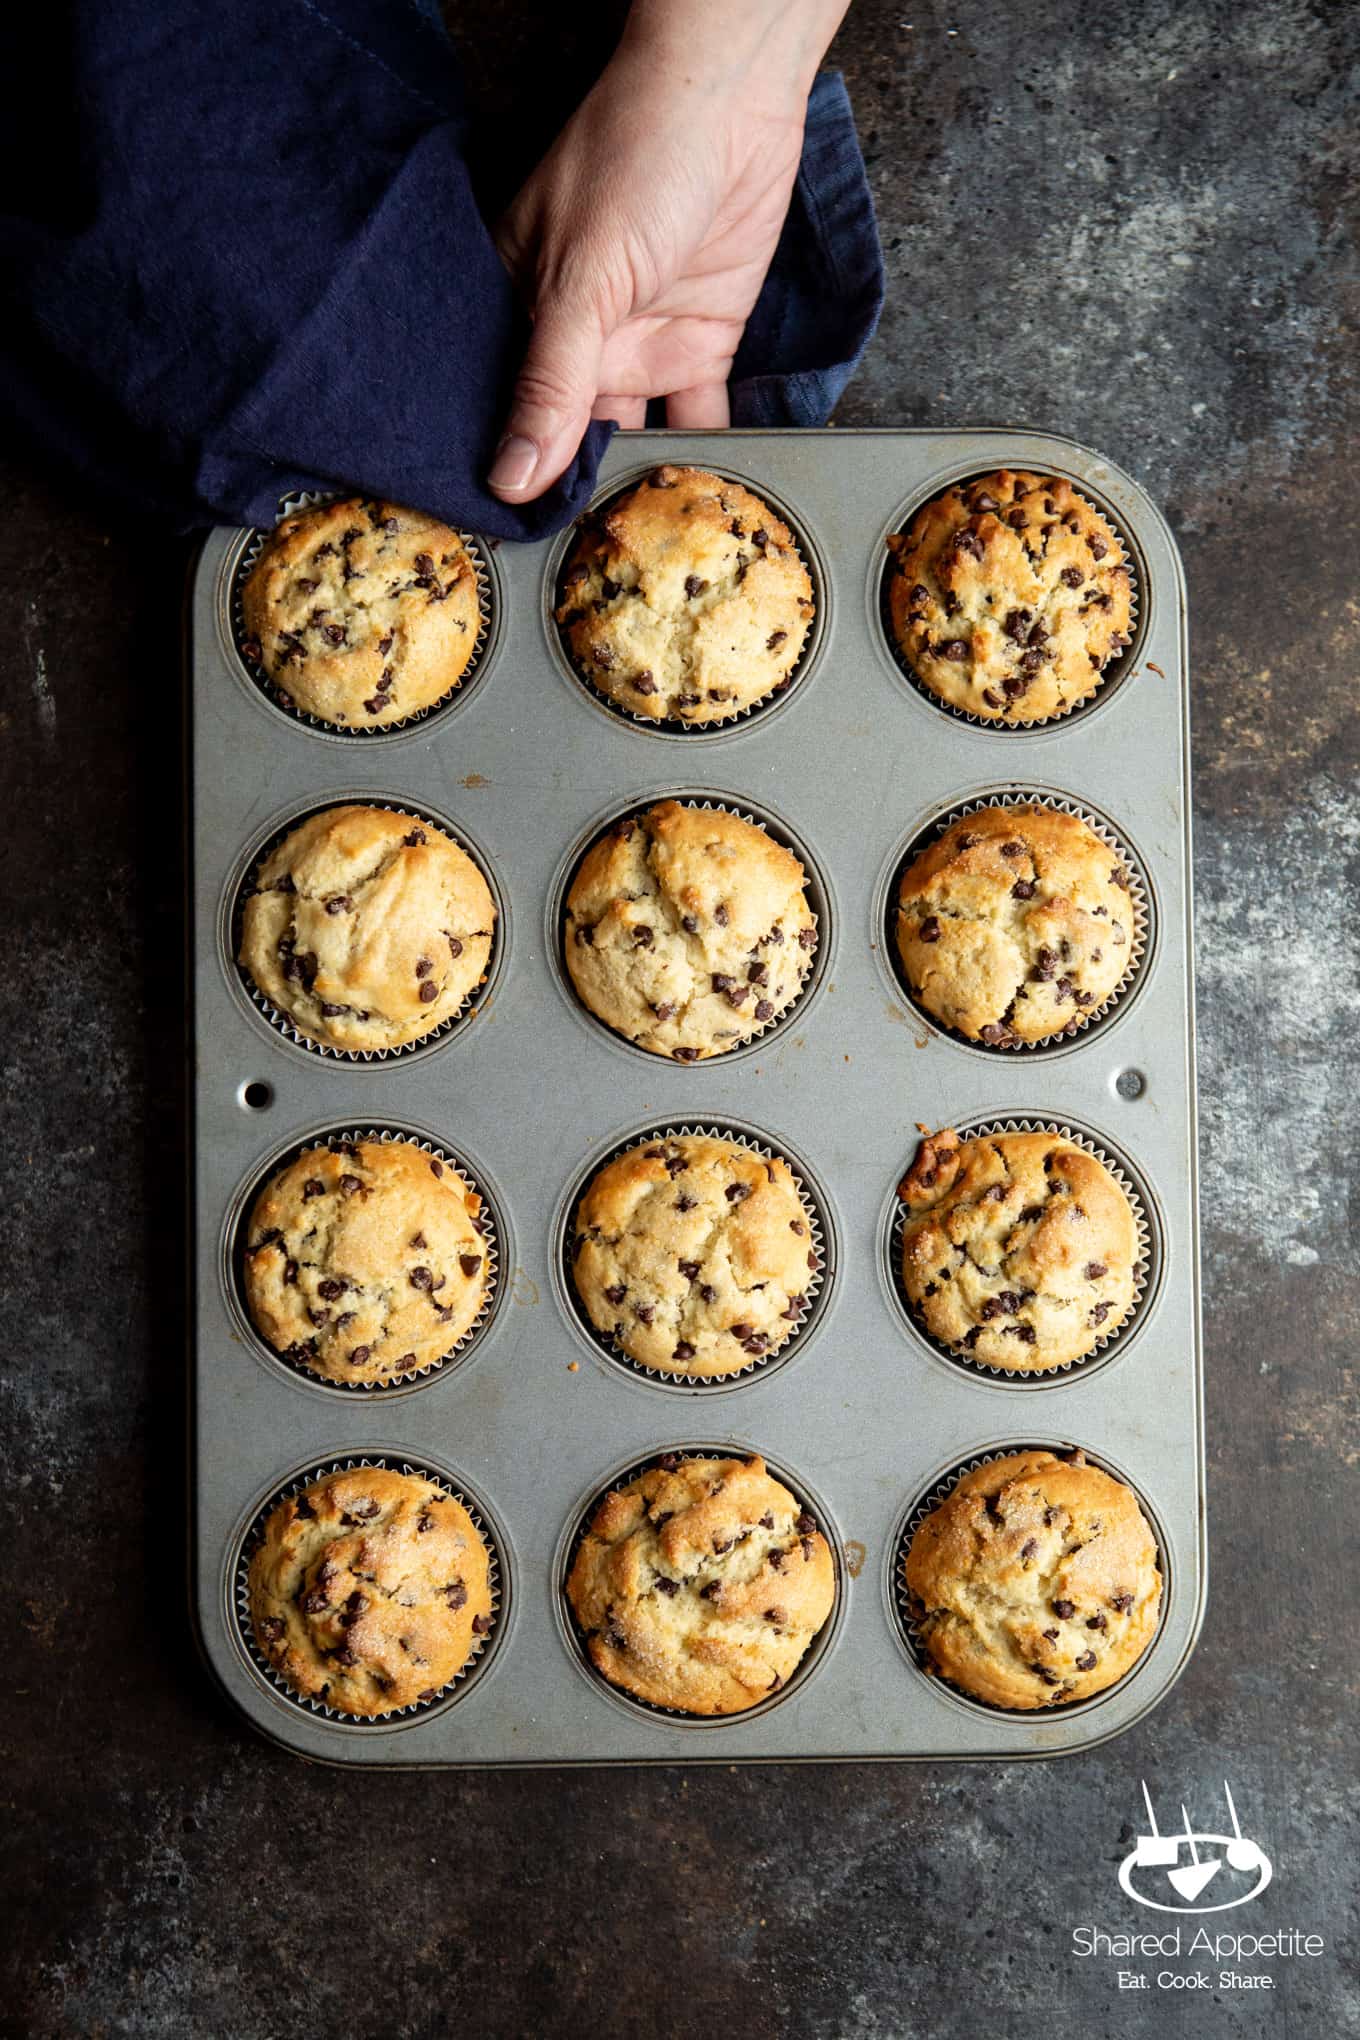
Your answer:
0,0 -> 882,538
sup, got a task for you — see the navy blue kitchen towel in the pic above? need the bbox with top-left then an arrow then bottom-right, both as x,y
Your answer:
0,1 -> 882,538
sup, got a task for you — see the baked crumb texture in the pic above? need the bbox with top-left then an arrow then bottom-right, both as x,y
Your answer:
571,1133 -> 821,1379
566,1453 -> 837,1715
247,1465 -> 495,1717
895,802 -> 1139,1046
903,1447 -> 1161,1709
556,466 -> 815,724
238,803 -> 496,1054
898,1127 -> 1140,1373
885,469 -> 1133,723
240,496 -> 483,728
564,799 -> 817,1061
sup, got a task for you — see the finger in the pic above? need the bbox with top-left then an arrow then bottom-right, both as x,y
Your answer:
665,382 -> 731,429
592,393 -> 648,429
488,296 -> 605,501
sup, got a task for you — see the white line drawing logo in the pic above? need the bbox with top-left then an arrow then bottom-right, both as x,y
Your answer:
1118,1782 -> 1273,1913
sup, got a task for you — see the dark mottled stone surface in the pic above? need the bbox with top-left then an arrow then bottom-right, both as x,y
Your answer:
3,2 -> 1357,2034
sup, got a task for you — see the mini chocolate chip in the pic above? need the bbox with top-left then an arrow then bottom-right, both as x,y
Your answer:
1110,1592 -> 1134,1614
673,1341 -> 695,1360
1076,1650 -> 1097,1671
429,1158 -> 443,1178
767,630 -> 787,651
715,904 -> 729,927
302,1179 -> 325,1200
325,894 -> 352,915
1060,565 -> 1083,587
699,1582 -> 720,1600
726,1182 -> 752,1204
459,1254 -> 483,1279
1021,1537 -> 1038,1560
699,1284 -> 717,1303
403,827 -> 427,847
471,1614 -> 492,1635
1085,1261 -> 1108,1280
634,671 -> 656,694
409,1267 -> 434,1291
655,1576 -> 678,1597
941,638 -> 969,662
259,1616 -> 285,1644
604,1284 -> 627,1306
419,980 -> 439,1004
1011,879 -> 1036,899
339,1174 -> 363,1195
920,915 -> 941,943
1052,1598 -> 1075,1619
444,1581 -> 468,1609
754,999 -> 774,1022
1088,535 -> 1109,559
316,1276 -> 343,1300
1035,1666 -> 1060,1687
684,574 -> 708,598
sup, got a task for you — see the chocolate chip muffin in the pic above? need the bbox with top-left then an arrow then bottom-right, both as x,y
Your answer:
896,803 -> 1137,1045
564,800 -> 816,1061
898,1127 -> 1138,1372
244,1139 -> 491,1384
904,1448 -> 1161,1708
238,804 -> 495,1053
886,470 -> 1133,722
240,496 -> 481,728
572,1134 -> 817,1377
249,1466 -> 494,1716
566,1453 -> 836,1715
555,466 -> 814,723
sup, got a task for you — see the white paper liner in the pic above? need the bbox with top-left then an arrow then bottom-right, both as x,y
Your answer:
560,1443 -> 839,1723
891,1443 -> 1166,1715
552,467 -> 823,734
561,1122 -> 829,1389
235,1455 -> 504,1724
559,794 -> 823,1062
230,490 -> 494,735
231,1127 -> 501,1392
232,796 -> 500,1062
887,1117 -> 1156,1381
886,790 -> 1150,1052
880,474 -> 1143,729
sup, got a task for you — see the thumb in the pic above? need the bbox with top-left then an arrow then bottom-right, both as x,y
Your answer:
488,293 -> 605,502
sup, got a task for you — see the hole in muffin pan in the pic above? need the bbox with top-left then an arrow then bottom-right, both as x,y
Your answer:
545,785 -> 834,1069
883,1440 -> 1170,1722
541,461 -> 830,741
552,1117 -> 838,1394
879,1115 -> 1164,1389
238,1079 -> 274,1111
873,782 -> 1156,1061
221,789 -> 508,1066
227,1450 -> 512,1731
553,1442 -> 846,1727
221,1121 -> 511,1398
220,495 -> 502,742
1115,1067 -> 1148,1100
870,463 -> 1150,734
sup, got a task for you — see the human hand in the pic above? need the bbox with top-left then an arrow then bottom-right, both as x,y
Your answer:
488,0 -> 849,502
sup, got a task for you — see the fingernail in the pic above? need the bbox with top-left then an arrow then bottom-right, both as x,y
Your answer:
488,433 -> 538,493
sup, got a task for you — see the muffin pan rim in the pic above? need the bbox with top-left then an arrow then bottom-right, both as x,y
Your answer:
870,460 -> 1148,735
551,1439 -> 847,1728
878,1112 -> 1164,1389
881,1437 -> 1171,1723
549,1113 -> 838,1395
220,787 -> 510,1066
543,783 -> 836,1070
219,1119 -> 513,1400
541,458 -> 832,742
190,424 -> 1203,1766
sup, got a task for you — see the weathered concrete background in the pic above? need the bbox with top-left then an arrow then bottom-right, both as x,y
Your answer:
3,1 -> 1357,2033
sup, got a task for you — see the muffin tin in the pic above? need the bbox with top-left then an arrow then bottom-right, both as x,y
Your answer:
189,428 -> 1203,1763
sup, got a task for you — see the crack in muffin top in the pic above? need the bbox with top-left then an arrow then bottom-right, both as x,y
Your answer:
904,1448 -> 1161,1709
564,799 -> 816,1061
886,469 -> 1132,723
896,802 -> 1137,1045
240,497 -> 481,728
556,466 -> 814,724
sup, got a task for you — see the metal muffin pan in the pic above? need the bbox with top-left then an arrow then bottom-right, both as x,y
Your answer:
189,428 -> 1203,1765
